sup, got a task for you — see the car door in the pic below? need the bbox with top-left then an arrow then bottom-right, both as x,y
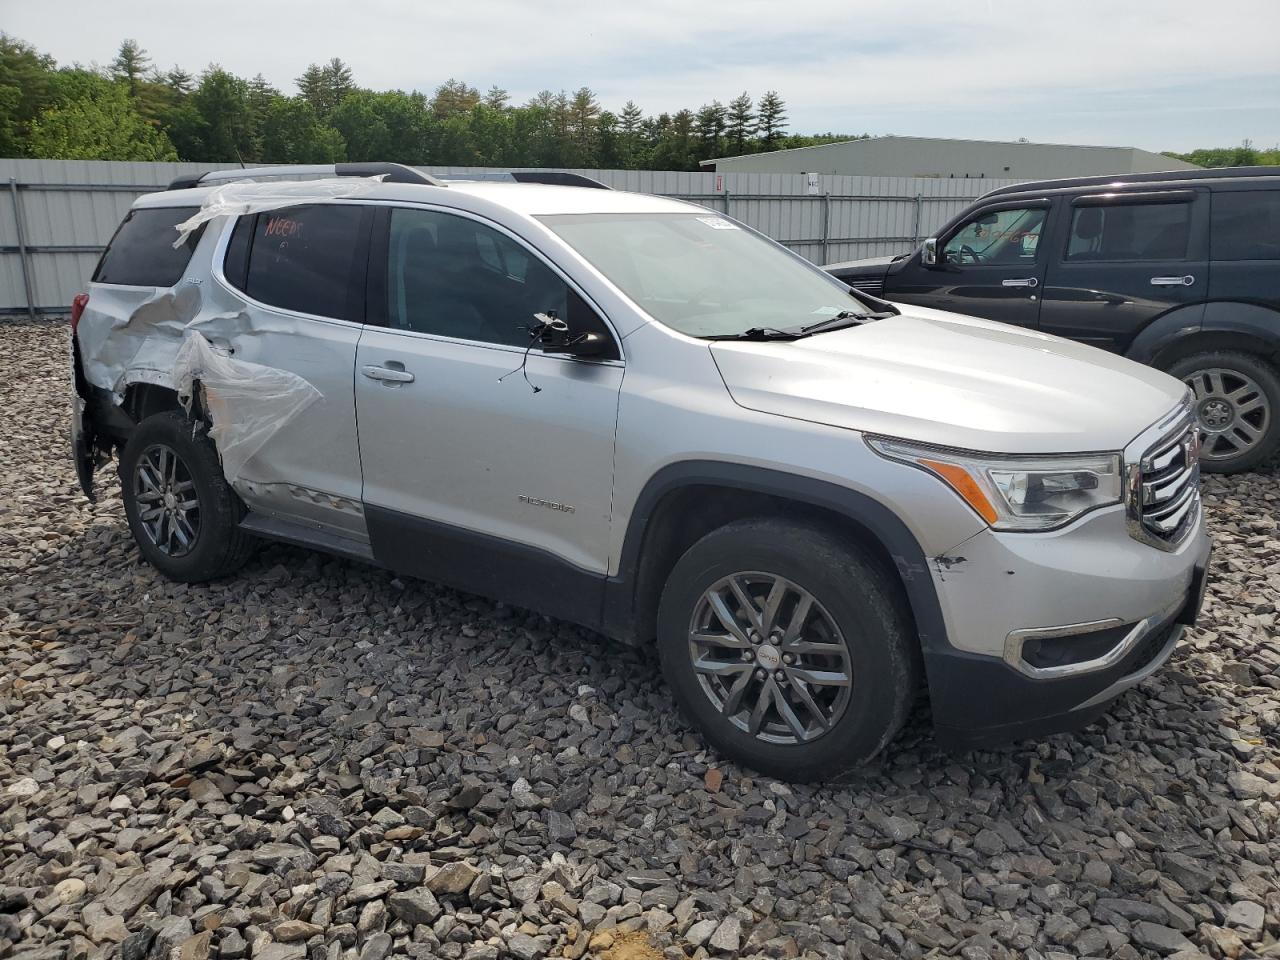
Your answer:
354,205 -> 624,624
210,202 -> 373,542
1039,189 -> 1209,353
888,200 -> 1054,328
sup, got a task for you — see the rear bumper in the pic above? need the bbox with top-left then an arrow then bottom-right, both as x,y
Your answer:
927,535 -> 1211,749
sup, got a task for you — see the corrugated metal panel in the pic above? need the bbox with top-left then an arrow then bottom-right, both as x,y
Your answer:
0,158 -> 1022,313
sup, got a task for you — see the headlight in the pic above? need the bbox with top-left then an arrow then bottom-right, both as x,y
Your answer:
868,437 -> 1123,531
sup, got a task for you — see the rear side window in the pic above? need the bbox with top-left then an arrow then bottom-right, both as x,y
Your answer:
92,206 -> 205,286
234,204 -> 367,319
1211,191 -> 1280,261
1065,201 -> 1191,262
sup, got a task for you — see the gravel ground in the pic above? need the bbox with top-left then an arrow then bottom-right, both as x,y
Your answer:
3,319 -> 1280,960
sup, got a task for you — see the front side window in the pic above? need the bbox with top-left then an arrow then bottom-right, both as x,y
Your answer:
1066,201 -> 1191,262
385,208 -> 613,352
93,206 -> 205,287
540,212 -> 862,339
1211,190 -> 1280,261
942,207 -> 1046,266
239,203 -> 366,318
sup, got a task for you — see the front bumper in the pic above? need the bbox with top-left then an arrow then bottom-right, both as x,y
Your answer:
924,505 -> 1211,748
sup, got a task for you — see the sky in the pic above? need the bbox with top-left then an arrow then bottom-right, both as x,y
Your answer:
4,0 -> 1278,153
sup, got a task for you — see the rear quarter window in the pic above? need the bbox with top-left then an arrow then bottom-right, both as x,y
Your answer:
1211,190 -> 1280,261
92,206 -> 205,286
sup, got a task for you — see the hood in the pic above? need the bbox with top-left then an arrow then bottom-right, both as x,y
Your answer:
824,253 -> 901,273
709,305 -> 1186,454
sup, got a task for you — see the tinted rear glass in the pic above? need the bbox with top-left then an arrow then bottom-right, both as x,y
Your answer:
1066,202 -> 1191,262
1211,191 -> 1280,261
92,206 -> 204,286
243,204 -> 364,319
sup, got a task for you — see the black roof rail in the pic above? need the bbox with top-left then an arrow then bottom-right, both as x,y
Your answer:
981,164 -> 1279,200
434,170 -> 612,190
509,171 -> 611,190
166,162 -> 445,191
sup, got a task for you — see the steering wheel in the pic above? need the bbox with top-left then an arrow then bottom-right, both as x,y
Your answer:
958,243 -> 984,264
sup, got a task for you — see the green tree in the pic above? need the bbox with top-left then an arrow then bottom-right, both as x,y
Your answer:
567,86 -> 600,162
432,78 -> 480,119
695,100 -> 727,159
260,96 -> 344,162
0,33 -> 56,156
756,91 -> 787,147
110,39 -> 150,97
483,85 -> 509,109
27,79 -> 176,160
190,67 -> 254,161
726,92 -> 754,155
618,100 -> 644,168
296,58 -> 353,118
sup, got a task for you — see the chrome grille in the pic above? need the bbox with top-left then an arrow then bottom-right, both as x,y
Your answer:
843,276 -> 885,295
1127,420 -> 1200,550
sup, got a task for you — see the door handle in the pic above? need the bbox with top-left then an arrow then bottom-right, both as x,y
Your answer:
1002,277 -> 1039,288
361,363 -> 415,384
1150,275 -> 1195,286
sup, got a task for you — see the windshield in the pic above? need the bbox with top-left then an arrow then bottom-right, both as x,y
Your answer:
540,212 -> 865,338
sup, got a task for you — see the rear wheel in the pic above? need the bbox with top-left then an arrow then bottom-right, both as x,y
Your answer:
1166,351 -> 1280,473
119,411 -> 255,582
656,519 -> 918,782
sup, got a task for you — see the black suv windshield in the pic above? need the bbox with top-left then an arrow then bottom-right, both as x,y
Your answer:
540,212 -> 869,338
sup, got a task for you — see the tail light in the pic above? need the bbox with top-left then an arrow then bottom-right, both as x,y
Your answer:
70,293 -> 89,336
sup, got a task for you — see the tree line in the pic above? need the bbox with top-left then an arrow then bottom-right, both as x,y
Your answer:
0,35 -> 862,170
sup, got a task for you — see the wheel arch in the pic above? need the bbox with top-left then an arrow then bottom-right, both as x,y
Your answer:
602,461 -> 948,657
1130,301 -> 1280,370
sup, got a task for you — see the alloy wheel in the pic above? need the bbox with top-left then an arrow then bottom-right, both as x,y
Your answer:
1184,367 -> 1272,462
687,572 -> 852,744
134,443 -> 200,557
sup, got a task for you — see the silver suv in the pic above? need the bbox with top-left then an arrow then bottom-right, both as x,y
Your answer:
70,163 -> 1212,781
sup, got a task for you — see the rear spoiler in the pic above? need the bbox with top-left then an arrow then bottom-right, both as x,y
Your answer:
168,165 -> 612,192
167,163 -> 444,191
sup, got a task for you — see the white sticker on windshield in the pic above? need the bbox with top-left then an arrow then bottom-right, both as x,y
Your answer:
696,216 -> 739,230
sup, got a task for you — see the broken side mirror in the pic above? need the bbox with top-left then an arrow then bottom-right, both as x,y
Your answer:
531,312 -> 608,358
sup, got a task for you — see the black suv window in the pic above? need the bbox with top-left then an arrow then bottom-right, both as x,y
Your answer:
1211,191 -> 1280,261
1066,200 -> 1191,262
229,204 -> 367,320
942,206 -> 1046,265
384,208 -> 616,356
92,206 -> 205,286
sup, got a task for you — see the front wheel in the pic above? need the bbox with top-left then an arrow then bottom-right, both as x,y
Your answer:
1166,351 -> 1280,473
656,519 -> 919,782
119,411 -> 255,582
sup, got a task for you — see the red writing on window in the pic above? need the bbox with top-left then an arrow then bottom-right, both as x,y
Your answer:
264,216 -> 302,238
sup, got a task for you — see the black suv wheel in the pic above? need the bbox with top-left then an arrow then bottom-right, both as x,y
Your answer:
656,518 -> 918,782
119,411 -> 256,581
1167,351 -> 1280,473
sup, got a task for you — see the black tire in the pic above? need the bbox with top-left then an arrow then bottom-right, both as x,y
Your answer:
656,518 -> 918,782
119,411 -> 255,582
1165,351 -> 1280,474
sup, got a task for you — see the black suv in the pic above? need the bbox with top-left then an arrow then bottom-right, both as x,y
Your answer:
827,166 -> 1280,473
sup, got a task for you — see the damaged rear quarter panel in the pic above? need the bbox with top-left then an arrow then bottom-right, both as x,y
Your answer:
77,210 -> 366,536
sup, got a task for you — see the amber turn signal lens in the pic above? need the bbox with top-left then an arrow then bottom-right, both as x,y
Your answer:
919,459 -> 999,525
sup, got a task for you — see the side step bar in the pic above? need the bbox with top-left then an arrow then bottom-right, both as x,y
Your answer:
238,513 -> 376,564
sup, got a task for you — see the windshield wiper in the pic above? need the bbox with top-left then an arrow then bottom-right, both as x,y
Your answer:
797,310 -> 895,335
706,326 -> 803,342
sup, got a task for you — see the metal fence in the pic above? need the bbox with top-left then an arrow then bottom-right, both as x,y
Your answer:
1,158 -> 1022,316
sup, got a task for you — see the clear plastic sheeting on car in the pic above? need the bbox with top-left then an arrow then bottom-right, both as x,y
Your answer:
171,176 -> 386,248
172,333 -> 322,483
